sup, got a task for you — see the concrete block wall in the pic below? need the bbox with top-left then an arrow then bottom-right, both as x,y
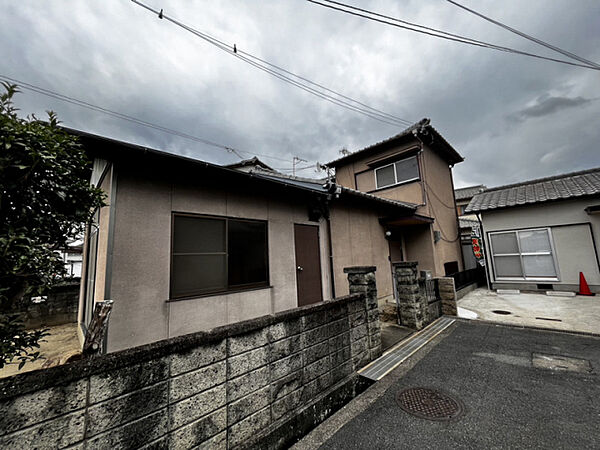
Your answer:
0,289 -> 380,449
15,280 -> 80,329
393,262 -> 458,330
393,262 -> 428,329
344,266 -> 382,363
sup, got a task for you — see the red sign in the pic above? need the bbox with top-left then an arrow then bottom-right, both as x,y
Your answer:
471,237 -> 483,260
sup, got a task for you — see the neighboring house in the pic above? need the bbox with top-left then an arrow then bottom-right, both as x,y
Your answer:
466,167 -> 600,293
224,156 -> 277,174
75,130 -> 424,352
325,118 -> 465,278
59,238 -> 83,278
455,184 -> 486,217
454,185 -> 487,270
458,217 -> 480,270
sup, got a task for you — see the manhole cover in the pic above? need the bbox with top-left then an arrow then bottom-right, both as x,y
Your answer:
492,310 -> 511,315
396,388 -> 463,421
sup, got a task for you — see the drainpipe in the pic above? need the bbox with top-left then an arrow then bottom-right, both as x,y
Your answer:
326,214 -> 336,299
412,131 -> 428,209
476,213 -> 492,291
449,165 -> 466,271
324,180 -> 338,300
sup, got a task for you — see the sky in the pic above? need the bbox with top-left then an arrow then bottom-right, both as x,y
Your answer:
1,0 -> 599,188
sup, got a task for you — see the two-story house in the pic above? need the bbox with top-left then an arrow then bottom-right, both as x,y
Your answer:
325,118 -> 464,278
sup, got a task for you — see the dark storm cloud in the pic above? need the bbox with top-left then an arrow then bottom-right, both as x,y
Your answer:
508,94 -> 595,123
1,0 -> 599,185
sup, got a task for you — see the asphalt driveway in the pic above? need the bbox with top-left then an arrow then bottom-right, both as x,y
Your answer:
295,320 -> 600,449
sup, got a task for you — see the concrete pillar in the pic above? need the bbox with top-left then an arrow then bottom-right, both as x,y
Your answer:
393,262 -> 427,330
437,277 -> 458,316
344,266 -> 382,361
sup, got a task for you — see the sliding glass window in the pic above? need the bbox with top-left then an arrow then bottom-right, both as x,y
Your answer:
489,228 -> 557,280
171,214 -> 268,298
374,155 -> 419,189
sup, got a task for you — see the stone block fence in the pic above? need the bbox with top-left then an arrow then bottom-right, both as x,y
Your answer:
0,267 -> 381,449
393,262 -> 458,330
15,280 -> 80,329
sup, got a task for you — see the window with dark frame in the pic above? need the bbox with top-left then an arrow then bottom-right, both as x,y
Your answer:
171,214 -> 269,299
374,155 -> 420,189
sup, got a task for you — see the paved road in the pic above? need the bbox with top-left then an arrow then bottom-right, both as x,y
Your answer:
320,321 -> 600,449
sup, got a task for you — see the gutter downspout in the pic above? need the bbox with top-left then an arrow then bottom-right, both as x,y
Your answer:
412,132 -> 427,208
326,213 -> 336,299
324,177 -> 338,300
476,213 -> 492,291
449,165 -> 466,271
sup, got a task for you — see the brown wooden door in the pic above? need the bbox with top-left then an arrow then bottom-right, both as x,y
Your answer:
294,224 -> 323,306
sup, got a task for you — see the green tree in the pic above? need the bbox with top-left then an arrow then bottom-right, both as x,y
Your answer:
0,83 -> 105,368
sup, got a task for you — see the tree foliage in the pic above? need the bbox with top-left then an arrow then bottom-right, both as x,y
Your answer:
0,83 -> 105,368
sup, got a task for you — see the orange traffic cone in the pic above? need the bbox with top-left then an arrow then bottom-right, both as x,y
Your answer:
578,272 -> 595,296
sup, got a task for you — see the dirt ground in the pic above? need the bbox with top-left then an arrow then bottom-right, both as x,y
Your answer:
458,288 -> 600,334
0,322 -> 81,379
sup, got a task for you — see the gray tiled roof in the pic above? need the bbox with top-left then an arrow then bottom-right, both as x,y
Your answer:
254,172 -> 418,211
325,118 -> 464,167
459,217 -> 479,229
454,184 -> 487,201
466,167 -> 600,213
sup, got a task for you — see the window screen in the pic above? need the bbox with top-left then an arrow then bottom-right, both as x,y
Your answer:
171,214 -> 268,298
490,228 -> 556,280
375,155 -> 419,189
490,232 -> 519,254
375,165 -> 395,188
394,157 -> 419,183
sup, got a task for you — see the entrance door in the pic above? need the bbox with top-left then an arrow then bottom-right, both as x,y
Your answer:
294,224 -> 323,306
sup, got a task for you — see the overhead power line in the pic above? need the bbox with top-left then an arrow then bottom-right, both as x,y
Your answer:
307,0 -> 600,71
130,0 -> 414,127
445,0 -> 600,69
0,74 -> 293,163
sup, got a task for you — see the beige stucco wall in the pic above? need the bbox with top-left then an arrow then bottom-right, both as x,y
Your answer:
104,168 -> 332,352
404,225 -> 436,274
422,146 -> 463,275
375,180 -> 425,206
329,203 -> 394,302
481,198 -> 600,290
333,140 -> 463,277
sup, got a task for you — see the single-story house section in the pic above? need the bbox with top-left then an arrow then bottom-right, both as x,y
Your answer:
466,167 -> 600,293
75,130 -> 426,352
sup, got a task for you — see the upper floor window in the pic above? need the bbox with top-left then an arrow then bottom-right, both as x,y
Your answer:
171,214 -> 269,299
374,155 -> 420,189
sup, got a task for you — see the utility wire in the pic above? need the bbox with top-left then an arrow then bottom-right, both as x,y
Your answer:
307,0 -> 599,70
131,1 -> 414,127
445,0 -> 600,69
0,74 -> 295,164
